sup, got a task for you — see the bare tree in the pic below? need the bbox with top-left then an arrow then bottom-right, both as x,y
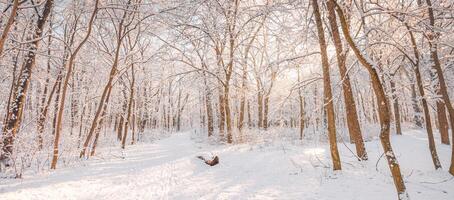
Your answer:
333,1 -> 408,198
312,0 -> 341,170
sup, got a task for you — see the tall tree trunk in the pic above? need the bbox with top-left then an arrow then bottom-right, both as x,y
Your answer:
122,64 -> 135,149
51,0 -> 99,169
51,78 -> 62,137
312,0 -> 341,170
90,87 -> 112,157
1,0 -> 54,162
70,72 -> 78,136
80,0 -> 131,158
238,66 -> 247,131
436,103 -> 450,145
80,39 -> 119,157
37,27 -> 53,149
2,49 -> 20,146
327,0 -> 367,160
410,28 -> 442,169
298,70 -> 305,140
423,0 -> 454,175
203,73 -> 214,137
334,1 -> 408,197
224,85 -> 233,143
238,20 -> 265,130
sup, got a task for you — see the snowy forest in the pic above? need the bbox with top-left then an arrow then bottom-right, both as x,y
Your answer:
0,0 -> 453,199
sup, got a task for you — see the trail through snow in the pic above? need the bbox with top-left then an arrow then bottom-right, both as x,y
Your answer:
1,130 -> 453,200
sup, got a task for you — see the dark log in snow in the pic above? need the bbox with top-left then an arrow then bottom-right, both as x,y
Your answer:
197,156 -> 219,166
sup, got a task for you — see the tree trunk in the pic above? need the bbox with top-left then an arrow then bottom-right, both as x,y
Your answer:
117,115 -> 125,141
218,91 -> 225,139
263,94 -> 270,130
312,0 -> 341,170
406,26 -> 443,169
257,91 -> 263,128
51,0 -> 99,169
90,87 -> 112,157
2,50 -> 19,146
327,0 -> 367,160
121,64 -> 135,149
204,75 -> 214,137
1,0 -> 54,162
80,0 -> 131,158
334,1 -> 408,197
436,102 -> 450,145
390,78 -> 402,135
37,24 -> 53,149
238,68 -> 247,131
423,0 -> 454,175
224,85 -> 233,143
410,82 -> 424,128
247,101 -> 252,128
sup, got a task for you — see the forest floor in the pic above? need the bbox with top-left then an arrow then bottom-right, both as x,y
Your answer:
0,129 -> 453,200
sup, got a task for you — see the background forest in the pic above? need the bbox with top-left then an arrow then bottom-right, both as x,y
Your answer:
0,0 -> 453,199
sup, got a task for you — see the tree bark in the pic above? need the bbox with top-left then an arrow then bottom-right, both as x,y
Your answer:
390,77 -> 402,135
52,0 -> 99,169
122,64 -> 135,149
312,0 -> 341,170
405,26 -> 443,170
218,92 -> 225,138
203,73 -> 214,137
410,82 -> 424,128
80,0 -> 130,158
90,87 -> 112,157
326,0 -> 367,160
257,91 -> 263,128
436,102 -> 450,145
334,1 -> 408,197
423,0 -> 454,175
1,0 -> 54,162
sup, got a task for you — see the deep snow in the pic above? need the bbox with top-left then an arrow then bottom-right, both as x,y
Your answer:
0,130 -> 453,200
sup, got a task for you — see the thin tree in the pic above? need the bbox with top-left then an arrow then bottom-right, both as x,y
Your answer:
51,0 -> 99,169
311,0 -> 341,170
80,0 -> 133,158
423,0 -> 454,175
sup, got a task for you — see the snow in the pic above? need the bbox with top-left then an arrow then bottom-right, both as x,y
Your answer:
0,130 -> 453,200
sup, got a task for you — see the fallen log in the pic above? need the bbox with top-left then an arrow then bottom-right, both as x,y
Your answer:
197,155 -> 219,166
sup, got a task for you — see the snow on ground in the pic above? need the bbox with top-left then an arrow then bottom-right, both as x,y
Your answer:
0,130 -> 453,200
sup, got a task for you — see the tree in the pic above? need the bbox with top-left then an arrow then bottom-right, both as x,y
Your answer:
1,0 -> 54,164
311,0 -> 341,170
333,1 -> 408,198
326,0 -> 367,160
422,0 -> 454,175
51,0 -> 99,169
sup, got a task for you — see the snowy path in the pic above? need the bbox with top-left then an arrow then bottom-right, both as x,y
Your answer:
1,131 -> 453,200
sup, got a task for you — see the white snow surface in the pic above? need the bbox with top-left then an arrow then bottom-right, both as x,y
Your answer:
1,130 -> 453,200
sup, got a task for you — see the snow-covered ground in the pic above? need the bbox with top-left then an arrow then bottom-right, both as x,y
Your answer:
0,130 -> 453,200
